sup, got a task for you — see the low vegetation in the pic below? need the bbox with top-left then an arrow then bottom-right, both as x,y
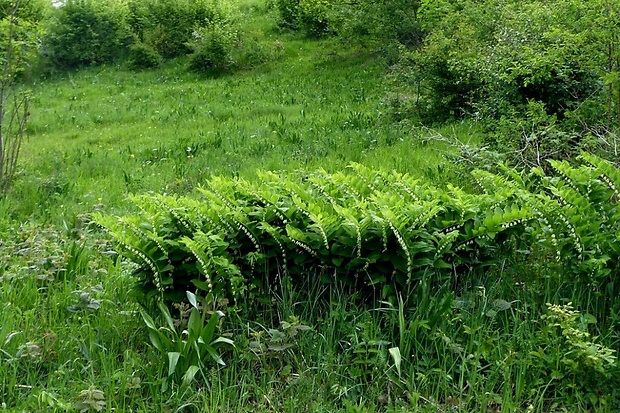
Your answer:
1,0 -> 619,411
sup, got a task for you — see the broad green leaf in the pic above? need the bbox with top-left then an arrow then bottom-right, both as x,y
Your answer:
191,278 -> 211,293
167,352 -> 181,376
147,330 -> 164,352
433,259 -> 452,269
205,345 -> 226,366
581,313 -> 597,324
139,308 -> 157,331
187,308 -> 202,340
389,347 -> 402,378
200,310 -> 224,344
182,365 -> 200,387
192,341 -> 202,363
332,257 -> 344,266
212,336 -> 235,347
157,301 -> 176,332
186,291 -> 198,310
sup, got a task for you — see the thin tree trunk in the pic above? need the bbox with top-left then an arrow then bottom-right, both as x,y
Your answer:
0,0 -> 28,195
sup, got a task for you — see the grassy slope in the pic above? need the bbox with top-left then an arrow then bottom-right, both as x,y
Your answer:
1,7 -> 474,411
4,3 -> 614,413
10,32 -> 470,223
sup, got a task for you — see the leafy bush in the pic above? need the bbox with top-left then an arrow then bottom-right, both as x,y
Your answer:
333,0 -> 423,47
297,0 -> 329,37
483,101 -> 579,170
43,0 -> 132,69
127,41 -> 162,70
275,0 -> 424,40
274,0 -> 330,37
0,0 -> 49,21
1,0 -> 45,194
233,36 -> 284,69
396,40 -> 484,122
400,0 -> 614,127
187,21 -> 237,74
0,0 -> 47,77
382,0 -> 620,171
525,303 -> 618,407
127,0 -> 234,58
187,24 -> 284,74
273,0 -> 300,30
96,154 -> 620,308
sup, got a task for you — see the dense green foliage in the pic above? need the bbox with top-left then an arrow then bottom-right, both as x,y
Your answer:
96,153 -> 620,408
187,21 -> 238,73
126,40 -> 162,69
416,0 -> 599,119
1,0 -> 620,411
333,0 -> 422,47
272,0 -> 423,43
40,0 -> 265,74
43,0 -> 132,68
0,0 -> 48,76
269,0 -> 619,167
393,0 -> 620,164
272,0 -> 331,37
1,0 -> 47,194
96,153 -> 620,310
127,0 -> 234,58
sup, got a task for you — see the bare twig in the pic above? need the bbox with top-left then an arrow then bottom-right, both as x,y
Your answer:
0,0 -> 30,195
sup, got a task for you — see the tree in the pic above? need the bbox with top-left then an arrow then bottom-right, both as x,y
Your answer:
0,0 -> 44,195
43,0 -> 132,68
400,0 -> 618,127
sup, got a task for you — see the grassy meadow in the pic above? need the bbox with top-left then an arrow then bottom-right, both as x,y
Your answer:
1,2 -> 618,412
9,36 -> 464,223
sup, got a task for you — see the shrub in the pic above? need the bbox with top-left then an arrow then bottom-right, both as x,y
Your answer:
273,0 -> 300,30
95,155 -> 620,307
274,0 -> 330,37
333,0 -> 423,47
297,0 -> 329,37
400,0 -> 609,126
0,0 -> 49,22
1,0 -> 45,194
395,41 -> 484,122
187,21 -> 283,74
127,0 -> 234,58
526,303 -> 619,408
43,0 -> 132,69
483,101 -> 580,169
0,0 -> 48,77
233,36 -> 284,69
187,22 -> 237,74
127,41 -> 162,70
275,0 -> 424,40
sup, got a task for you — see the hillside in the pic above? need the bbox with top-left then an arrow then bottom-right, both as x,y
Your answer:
1,1 -> 619,412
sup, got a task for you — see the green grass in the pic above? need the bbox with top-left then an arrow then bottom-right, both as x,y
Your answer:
0,22 -> 471,413
1,2 -> 617,412
10,34 -> 463,223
